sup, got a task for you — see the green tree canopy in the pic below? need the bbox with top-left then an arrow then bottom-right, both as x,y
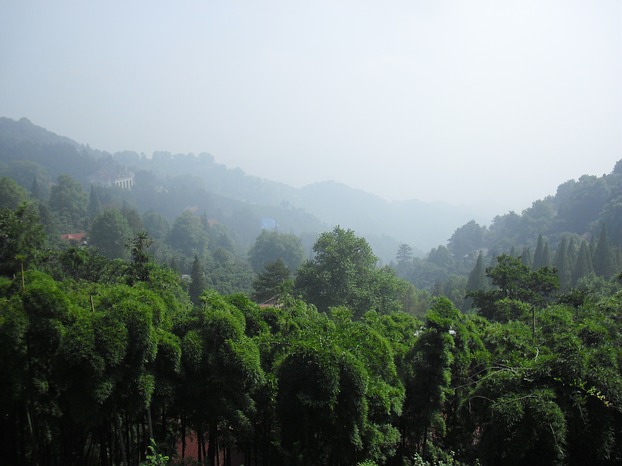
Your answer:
0,176 -> 29,209
248,230 -> 305,273
295,226 -> 407,317
89,208 -> 132,259
167,211 -> 208,260
467,254 -> 559,321
49,174 -> 88,232
0,203 -> 45,276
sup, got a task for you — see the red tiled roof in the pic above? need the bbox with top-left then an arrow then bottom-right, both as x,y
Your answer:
60,232 -> 86,241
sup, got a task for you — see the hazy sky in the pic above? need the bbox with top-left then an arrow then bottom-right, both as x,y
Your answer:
1,1 -> 621,213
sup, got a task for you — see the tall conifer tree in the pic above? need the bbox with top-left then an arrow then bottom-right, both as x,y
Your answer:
520,247 -> 532,268
533,234 -> 546,269
189,255 -> 207,305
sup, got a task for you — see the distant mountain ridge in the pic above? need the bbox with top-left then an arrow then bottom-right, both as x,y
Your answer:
0,117 -> 495,260
0,117 -> 81,149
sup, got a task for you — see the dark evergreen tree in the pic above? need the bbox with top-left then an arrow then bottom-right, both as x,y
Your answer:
127,232 -> 153,284
396,243 -> 414,264
251,258 -> 291,303
189,255 -> 207,305
533,234 -> 551,269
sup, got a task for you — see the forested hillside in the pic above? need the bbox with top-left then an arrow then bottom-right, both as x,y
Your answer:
1,116 -> 622,465
395,160 -> 622,308
0,117 -> 490,259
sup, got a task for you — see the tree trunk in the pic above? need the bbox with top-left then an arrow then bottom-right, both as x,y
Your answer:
115,413 -> 127,466
208,422 -> 218,466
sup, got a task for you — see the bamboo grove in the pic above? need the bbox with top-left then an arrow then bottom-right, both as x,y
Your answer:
2,213 -> 622,465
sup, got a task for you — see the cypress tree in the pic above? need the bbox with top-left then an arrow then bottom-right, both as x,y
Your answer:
567,236 -> 578,266
554,237 -> 572,291
520,247 -> 532,268
534,234 -> 551,269
189,255 -> 207,305
589,234 -> 597,257
573,240 -> 593,284
593,224 -> 617,278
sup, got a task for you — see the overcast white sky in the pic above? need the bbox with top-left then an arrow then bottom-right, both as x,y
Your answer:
1,1 -> 620,213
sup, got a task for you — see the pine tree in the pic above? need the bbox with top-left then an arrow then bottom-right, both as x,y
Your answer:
251,258 -> 292,303
589,234 -> 597,257
593,224 -> 617,279
396,243 -> 414,264
189,255 -> 207,305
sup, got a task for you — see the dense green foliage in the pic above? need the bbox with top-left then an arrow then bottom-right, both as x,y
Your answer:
1,118 -> 622,465
1,192 -> 622,465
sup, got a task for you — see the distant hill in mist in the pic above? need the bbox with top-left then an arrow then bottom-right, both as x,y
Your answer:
0,117 -> 494,261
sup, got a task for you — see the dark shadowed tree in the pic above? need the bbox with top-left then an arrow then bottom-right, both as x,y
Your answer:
251,258 -> 291,303
189,255 -> 207,305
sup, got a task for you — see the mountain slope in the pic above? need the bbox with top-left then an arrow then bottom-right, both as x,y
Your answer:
0,117 -> 493,260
